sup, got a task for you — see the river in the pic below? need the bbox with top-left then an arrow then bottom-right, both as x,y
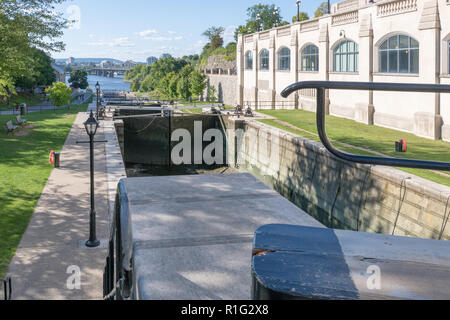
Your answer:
87,74 -> 131,91
66,74 -> 131,92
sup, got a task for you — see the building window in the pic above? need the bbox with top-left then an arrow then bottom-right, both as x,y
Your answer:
333,40 -> 359,73
379,35 -> 419,74
278,47 -> 291,71
245,51 -> 253,70
301,45 -> 319,72
260,49 -> 269,70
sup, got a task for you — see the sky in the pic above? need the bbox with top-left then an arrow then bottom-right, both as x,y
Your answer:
53,0 -> 338,62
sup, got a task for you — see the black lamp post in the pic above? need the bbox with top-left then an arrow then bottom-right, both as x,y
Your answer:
328,0 -> 331,14
274,7 -> 279,27
257,13 -> 263,32
95,81 -> 100,119
296,1 -> 301,22
84,110 -> 100,248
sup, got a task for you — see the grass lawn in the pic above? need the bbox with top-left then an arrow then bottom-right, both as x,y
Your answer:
258,109 -> 450,187
0,93 -> 45,111
0,103 -> 89,277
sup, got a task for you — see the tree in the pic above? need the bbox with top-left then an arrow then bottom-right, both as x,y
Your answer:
45,82 -> 71,107
315,2 -> 330,18
292,12 -> 310,23
131,79 -> 141,92
0,0 -> 68,99
207,85 -> 217,103
69,70 -> 89,89
189,71 -> 207,99
234,4 -> 283,40
176,65 -> 193,100
202,27 -> 225,50
15,48 -> 56,89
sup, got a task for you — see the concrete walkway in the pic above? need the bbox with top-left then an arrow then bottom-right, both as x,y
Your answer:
8,101 -> 109,300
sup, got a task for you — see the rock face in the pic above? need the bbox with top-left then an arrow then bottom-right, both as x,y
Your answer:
205,54 -> 236,71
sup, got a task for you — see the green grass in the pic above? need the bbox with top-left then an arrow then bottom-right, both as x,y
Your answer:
0,103 -> 89,277
0,93 -> 45,111
258,109 -> 450,187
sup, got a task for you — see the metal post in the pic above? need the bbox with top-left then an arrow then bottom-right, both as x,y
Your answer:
328,0 -> 331,14
86,132 -> 100,248
96,88 -> 100,119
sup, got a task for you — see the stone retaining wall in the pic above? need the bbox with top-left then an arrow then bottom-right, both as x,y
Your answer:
206,74 -> 238,106
226,118 -> 450,240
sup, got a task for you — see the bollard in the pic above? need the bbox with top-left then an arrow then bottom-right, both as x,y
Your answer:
54,152 -> 60,168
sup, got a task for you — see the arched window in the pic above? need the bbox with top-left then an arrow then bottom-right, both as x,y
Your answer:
260,49 -> 269,70
333,40 -> 359,72
301,45 -> 319,72
278,47 -> 291,71
447,40 -> 450,74
379,34 -> 419,74
245,51 -> 253,70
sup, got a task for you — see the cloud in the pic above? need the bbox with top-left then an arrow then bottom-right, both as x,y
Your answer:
87,37 -> 135,48
145,36 -> 183,42
136,29 -> 158,37
168,31 -> 177,34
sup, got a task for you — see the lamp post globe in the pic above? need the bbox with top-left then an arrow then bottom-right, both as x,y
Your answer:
84,110 -> 99,137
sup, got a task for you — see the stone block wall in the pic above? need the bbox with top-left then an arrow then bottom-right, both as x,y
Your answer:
226,118 -> 450,240
206,74 -> 238,106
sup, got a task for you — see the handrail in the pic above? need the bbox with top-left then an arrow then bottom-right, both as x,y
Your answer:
1,276 -> 12,300
281,81 -> 450,171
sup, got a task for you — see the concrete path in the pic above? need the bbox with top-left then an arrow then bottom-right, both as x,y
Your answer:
8,101 -> 109,300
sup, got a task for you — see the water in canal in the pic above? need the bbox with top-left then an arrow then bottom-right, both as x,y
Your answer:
88,74 -> 131,91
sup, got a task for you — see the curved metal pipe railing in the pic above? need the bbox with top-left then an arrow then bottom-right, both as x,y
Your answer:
281,81 -> 450,171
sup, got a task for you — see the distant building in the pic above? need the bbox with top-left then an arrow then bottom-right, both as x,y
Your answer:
100,60 -> 113,68
122,60 -> 139,69
147,56 -> 157,65
67,57 -> 75,65
160,53 -> 171,59
51,63 -> 66,83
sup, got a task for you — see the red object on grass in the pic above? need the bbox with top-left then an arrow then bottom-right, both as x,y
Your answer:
400,139 -> 407,152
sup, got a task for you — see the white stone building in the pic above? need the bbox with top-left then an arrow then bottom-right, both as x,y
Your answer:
237,0 -> 450,141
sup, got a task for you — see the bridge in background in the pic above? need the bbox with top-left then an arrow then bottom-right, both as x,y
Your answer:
88,67 -> 130,78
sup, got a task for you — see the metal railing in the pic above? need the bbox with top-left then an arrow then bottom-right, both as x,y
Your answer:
281,81 -> 450,171
103,180 -> 133,300
1,276 -> 12,300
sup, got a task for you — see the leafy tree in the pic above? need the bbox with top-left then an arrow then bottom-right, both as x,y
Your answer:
140,75 -> 153,93
131,79 -> 141,92
315,2 -> 330,18
292,12 -> 310,23
176,65 -> 193,100
147,56 -> 188,91
202,27 -> 225,50
207,85 -> 217,103
15,48 -> 56,89
0,0 -> 68,98
177,76 -> 191,100
69,70 -> 89,89
234,4 -> 284,40
168,74 -> 179,98
189,71 -> 207,99
45,82 -> 71,107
